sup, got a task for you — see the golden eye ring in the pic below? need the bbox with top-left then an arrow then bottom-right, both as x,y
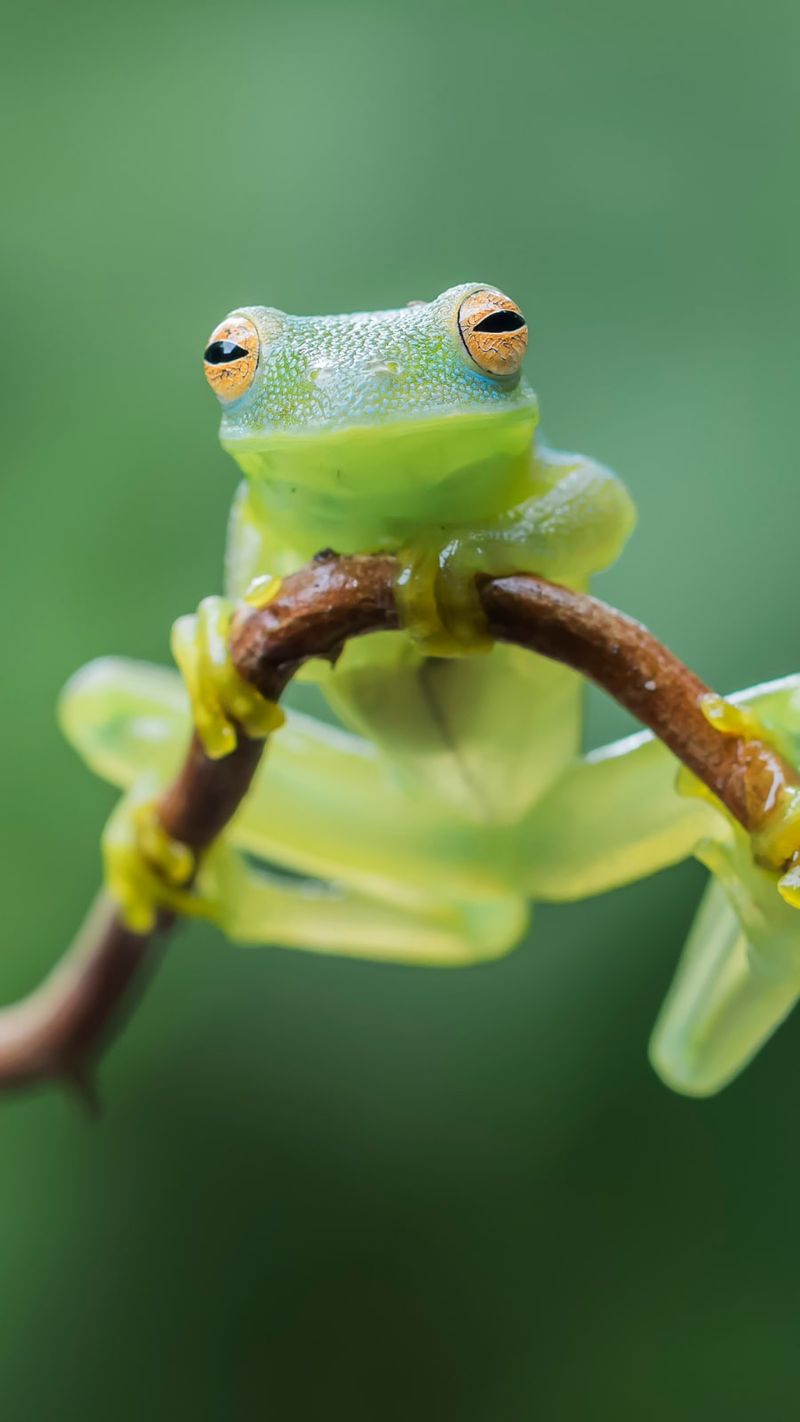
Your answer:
457,288 -> 528,378
203,315 -> 260,402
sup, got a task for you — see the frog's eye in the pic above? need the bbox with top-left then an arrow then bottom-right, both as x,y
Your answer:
203,315 -> 260,402
457,288 -> 528,378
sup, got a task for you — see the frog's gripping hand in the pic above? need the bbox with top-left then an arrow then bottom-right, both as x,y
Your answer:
171,594 -> 284,760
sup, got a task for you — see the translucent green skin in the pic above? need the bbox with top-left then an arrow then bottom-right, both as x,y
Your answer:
221,283 -> 632,578
60,284 -> 800,1096
222,284 -> 636,823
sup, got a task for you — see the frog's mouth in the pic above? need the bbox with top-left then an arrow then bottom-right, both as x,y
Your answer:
221,400 -> 540,516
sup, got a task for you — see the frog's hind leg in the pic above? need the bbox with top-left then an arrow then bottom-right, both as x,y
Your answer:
517,674 -> 800,1093
649,860 -> 800,1097
209,851 -> 528,967
523,673 -> 800,902
60,657 -> 508,906
521,729 -> 720,900
61,657 -> 528,966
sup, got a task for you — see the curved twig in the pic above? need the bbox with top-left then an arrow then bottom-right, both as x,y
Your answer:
0,555 -> 794,1098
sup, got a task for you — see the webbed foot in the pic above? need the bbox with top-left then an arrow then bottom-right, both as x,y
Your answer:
102,781 -> 212,933
653,693 -> 800,1093
686,692 -> 800,901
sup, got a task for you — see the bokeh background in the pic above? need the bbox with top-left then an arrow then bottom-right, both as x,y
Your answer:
2,0 -> 800,1415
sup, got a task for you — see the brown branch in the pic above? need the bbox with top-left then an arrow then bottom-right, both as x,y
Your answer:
479,576 -> 794,834
0,555 -> 795,1099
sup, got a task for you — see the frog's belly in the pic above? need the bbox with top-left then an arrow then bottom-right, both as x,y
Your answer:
317,634 -> 582,827
224,480 -> 582,825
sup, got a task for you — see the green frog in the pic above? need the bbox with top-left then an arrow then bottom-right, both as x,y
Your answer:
59,282 -> 800,1096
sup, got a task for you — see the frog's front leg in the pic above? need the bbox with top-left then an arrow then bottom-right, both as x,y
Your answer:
171,592 -> 284,759
441,449 -> 637,599
395,450 -> 636,654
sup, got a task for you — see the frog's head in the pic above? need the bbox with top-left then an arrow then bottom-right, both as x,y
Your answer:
202,284 -> 539,524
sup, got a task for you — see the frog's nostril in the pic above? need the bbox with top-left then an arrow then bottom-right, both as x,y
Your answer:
473,311 -> 526,334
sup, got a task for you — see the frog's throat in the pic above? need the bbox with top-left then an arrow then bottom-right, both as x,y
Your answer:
221,403 -> 539,527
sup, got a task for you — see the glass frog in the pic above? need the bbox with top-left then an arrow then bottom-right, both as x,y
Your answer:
59,283 -> 800,1096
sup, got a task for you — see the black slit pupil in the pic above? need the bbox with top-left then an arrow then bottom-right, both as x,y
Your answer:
473,310 -> 526,334
204,339 -> 249,364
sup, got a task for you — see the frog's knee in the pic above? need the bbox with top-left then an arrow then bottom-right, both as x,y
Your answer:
171,595 -> 284,760
58,656 -> 187,788
460,896 -> 529,963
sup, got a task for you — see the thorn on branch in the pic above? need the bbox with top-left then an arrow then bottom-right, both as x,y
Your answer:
62,1067 -> 102,1119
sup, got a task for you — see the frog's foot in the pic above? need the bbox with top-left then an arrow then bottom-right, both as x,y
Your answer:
649,820 -> 800,1096
170,592 -> 284,760
102,781 -> 212,933
645,692 -> 800,1094
687,691 -> 800,898
394,541 -> 492,656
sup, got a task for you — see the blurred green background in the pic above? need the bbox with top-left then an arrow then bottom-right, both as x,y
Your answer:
2,0 -> 800,1416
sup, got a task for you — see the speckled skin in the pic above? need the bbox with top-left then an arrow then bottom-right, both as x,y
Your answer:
224,286 -> 534,429
220,286 -> 538,577
59,283 -> 800,1097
